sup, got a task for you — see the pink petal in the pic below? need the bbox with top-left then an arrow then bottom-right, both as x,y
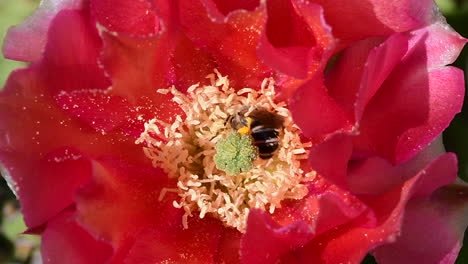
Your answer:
307,135 -> 353,187
124,217 -> 223,264
353,23 -> 465,163
355,65 -> 464,164
41,209 -> 112,264
311,0 -> 436,43
288,150 -> 456,263
241,209 -> 314,264
327,34 -> 410,123
289,74 -> 352,141
90,0 -> 159,36
373,183 -> 468,264
2,0 -> 84,62
347,137 -> 449,195
288,170 -> 423,263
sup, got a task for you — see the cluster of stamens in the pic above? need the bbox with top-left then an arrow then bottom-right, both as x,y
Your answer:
136,70 -> 315,232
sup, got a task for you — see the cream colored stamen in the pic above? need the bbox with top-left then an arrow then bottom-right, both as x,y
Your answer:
136,70 -> 315,232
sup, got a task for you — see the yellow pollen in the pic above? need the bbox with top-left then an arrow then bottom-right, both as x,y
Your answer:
237,117 -> 252,135
136,70 -> 316,232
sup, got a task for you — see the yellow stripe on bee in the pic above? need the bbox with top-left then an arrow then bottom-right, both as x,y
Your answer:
237,117 -> 252,135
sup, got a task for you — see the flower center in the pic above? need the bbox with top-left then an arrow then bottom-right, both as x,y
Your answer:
137,70 -> 315,232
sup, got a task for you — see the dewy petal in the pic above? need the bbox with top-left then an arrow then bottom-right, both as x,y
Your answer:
311,0 -> 437,43
241,209 -> 314,264
90,0 -> 159,36
41,208 -> 112,264
179,0 -> 271,88
124,217 -> 223,264
2,0 -> 84,62
75,158 -> 181,253
373,183 -> 468,264
0,11 -> 147,228
257,0 -> 335,82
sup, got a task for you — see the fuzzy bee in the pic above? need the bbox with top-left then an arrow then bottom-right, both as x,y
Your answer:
227,107 -> 284,159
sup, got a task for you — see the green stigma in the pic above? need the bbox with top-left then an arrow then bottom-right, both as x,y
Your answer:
214,132 -> 257,174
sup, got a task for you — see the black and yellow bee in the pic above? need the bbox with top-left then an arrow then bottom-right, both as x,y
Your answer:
227,107 -> 284,159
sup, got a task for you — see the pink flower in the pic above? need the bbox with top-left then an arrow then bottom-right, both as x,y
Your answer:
1,0 -> 467,263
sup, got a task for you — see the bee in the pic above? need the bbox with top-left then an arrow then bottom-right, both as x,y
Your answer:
227,107 -> 284,159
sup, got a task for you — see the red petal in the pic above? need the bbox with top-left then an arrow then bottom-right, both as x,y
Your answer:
2,0 -> 84,62
241,209 -> 314,264
75,158 -> 181,248
288,169 -> 422,263
91,0 -> 159,36
287,150 -> 456,263
289,74 -> 352,141
40,10 -> 110,95
0,11 -> 149,229
356,65 -> 464,164
373,183 -> 468,264
312,0 -> 436,42
124,217 -> 223,264
180,0 -> 271,88
215,228 -> 242,264
257,0 -> 335,84
11,148 -> 91,229
307,135 -> 353,187
41,209 -> 112,264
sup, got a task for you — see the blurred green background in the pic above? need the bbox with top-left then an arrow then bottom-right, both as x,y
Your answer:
0,0 -> 467,263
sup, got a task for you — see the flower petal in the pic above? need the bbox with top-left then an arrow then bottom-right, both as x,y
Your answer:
41,209 -> 112,264
75,158 -> 181,251
124,217 -> 223,264
326,33 -> 410,123
354,24 -> 465,163
347,137 -> 449,195
257,0 -> 335,83
311,0 -> 436,42
241,209 -> 314,264
2,0 -> 84,62
289,74 -> 352,141
91,0 -> 159,36
286,150 -> 455,263
179,0 -> 271,88
373,183 -> 468,264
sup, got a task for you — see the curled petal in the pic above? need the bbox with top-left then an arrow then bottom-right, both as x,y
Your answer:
312,0 -> 437,43
2,0 -> 84,62
258,0 -> 335,83
41,209 -> 112,264
289,74 -> 352,141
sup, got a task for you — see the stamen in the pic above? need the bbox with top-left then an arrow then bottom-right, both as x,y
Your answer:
137,70 -> 315,232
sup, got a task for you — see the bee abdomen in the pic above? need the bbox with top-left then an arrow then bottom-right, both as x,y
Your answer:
251,128 -> 280,159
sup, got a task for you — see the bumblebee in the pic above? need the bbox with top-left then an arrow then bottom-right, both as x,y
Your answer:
227,107 -> 284,159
